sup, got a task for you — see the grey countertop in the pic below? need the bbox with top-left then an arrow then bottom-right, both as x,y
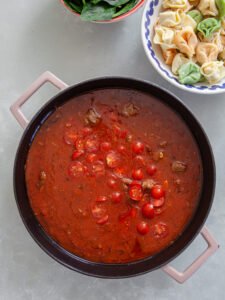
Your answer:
0,1 -> 224,299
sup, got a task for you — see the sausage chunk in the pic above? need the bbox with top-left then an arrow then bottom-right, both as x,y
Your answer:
84,108 -> 101,126
172,161 -> 187,172
121,103 -> 140,117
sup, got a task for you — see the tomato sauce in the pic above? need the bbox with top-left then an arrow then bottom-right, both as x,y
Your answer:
25,89 -> 202,263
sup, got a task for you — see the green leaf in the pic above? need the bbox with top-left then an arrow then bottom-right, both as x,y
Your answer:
113,0 -> 137,17
81,2 -> 116,21
64,0 -> 82,13
178,62 -> 202,85
91,0 -> 102,4
197,17 -> 221,38
103,0 -> 130,7
216,0 -> 225,18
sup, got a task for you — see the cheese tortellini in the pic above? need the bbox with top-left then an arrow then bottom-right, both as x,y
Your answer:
196,42 -> 219,64
198,0 -> 218,16
174,26 -> 198,57
153,0 -> 225,85
153,26 -> 176,50
163,0 -> 189,10
200,61 -> 225,83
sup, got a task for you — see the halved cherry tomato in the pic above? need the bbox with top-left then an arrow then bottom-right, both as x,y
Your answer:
72,150 -> 84,160
132,141 -> 145,154
92,161 -> 105,177
111,191 -> 123,203
75,138 -> 85,151
96,196 -> 108,202
85,138 -> 99,153
82,127 -> 93,137
146,164 -> 157,176
100,141 -> 112,152
129,184 -> 143,201
130,180 -> 142,187
106,151 -> 121,169
68,161 -> 85,177
132,168 -> 144,180
152,197 -> 165,208
137,221 -> 149,235
63,131 -> 78,145
152,222 -> 168,238
86,153 -> 98,163
142,203 -> 155,219
96,214 -> 109,225
151,185 -> 165,199
91,204 -> 106,218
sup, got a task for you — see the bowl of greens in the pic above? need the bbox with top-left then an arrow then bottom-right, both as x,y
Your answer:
61,0 -> 145,22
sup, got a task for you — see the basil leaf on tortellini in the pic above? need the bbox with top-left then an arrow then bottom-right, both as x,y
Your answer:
187,10 -> 203,24
178,62 -> 203,84
216,0 -> 225,18
197,17 -> 221,38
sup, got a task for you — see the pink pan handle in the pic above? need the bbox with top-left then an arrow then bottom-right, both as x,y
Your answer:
10,71 -> 69,129
162,226 -> 219,283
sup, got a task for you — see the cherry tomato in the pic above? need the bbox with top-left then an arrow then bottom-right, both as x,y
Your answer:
111,191 -> 123,203
92,161 -> 105,177
153,197 -> 165,208
107,176 -> 117,188
96,214 -> 109,225
147,164 -> 157,176
129,185 -> 143,201
106,151 -> 121,169
132,168 -> 144,180
86,153 -> 98,163
63,131 -> 78,145
96,196 -> 108,202
129,180 -> 141,187
82,127 -> 93,137
91,204 -> 106,218
152,222 -> 168,238
100,141 -> 112,152
151,185 -> 165,199
68,161 -> 84,177
75,138 -> 85,151
142,203 -> 155,219
132,141 -> 145,154
85,138 -> 99,153
137,221 -> 150,235
72,150 -> 84,160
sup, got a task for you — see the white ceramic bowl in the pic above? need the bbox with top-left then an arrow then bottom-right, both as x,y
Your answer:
141,0 -> 225,94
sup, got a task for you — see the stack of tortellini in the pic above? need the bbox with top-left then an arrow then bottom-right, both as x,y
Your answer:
153,0 -> 225,85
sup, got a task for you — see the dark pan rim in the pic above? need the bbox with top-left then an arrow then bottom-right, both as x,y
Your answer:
13,77 -> 216,278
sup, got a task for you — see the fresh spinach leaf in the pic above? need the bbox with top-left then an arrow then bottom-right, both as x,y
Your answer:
81,2 -> 116,20
91,0 -> 102,5
103,0 -> 130,7
64,0 -> 82,13
113,0 -> 137,17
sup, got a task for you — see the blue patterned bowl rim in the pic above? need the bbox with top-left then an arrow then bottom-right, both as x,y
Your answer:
141,0 -> 225,94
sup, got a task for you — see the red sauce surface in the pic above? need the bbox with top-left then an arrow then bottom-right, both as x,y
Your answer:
25,89 -> 202,263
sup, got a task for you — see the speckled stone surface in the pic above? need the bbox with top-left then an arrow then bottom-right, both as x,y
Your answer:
0,1 -> 224,299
